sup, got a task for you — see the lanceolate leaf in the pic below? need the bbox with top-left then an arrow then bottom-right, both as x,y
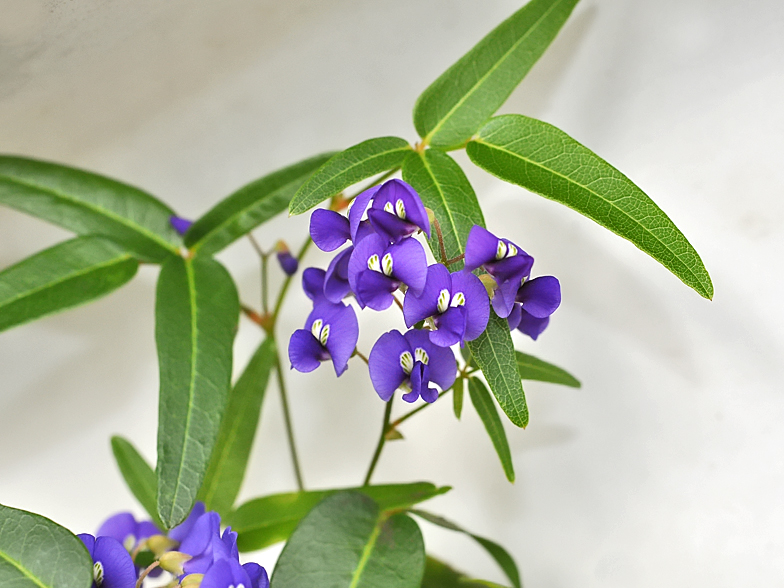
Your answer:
0,504 -> 93,588
270,492 -> 425,588
466,314 -> 528,428
410,510 -> 521,588
0,237 -> 137,333
467,378 -> 515,482
422,557 -> 509,588
453,377 -> 466,420
516,351 -> 580,387
401,150 -> 484,269
413,0 -> 580,149
110,436 -> 163,529
0,156 -> 181,262
289,137 -> 411,215
197,338 -> 276,517
228,482 -> 449,552
467,115 -> 714,299
186,153 -> 335,255
155,255 -> 239,529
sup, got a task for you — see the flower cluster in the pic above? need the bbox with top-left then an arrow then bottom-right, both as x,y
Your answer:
288,179 -> 561,403
79,505 -> 268,588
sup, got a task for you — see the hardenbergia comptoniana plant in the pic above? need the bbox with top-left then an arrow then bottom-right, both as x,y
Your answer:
0,1 -> 712,587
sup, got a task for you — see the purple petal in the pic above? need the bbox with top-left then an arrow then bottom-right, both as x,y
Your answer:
450,270 -> 490,341
507,303 -> 522,330
179,512 -> 218,559
356,270 -> 397,311
92,536 -> 137,588
371,179 -> 430,238
349,184 -> 382,241
419,367 -> 439,404
405,363 -> 425,403
200,558 -> 252,588
431,306 -> 466,347
302,268 -> 326,302
368,330 -> 409,401
485,253 -> 534,286
387,238 -> 428,295
310,209 -> 350,252
516,310 -> 550,340
96,512 -> 137,547
464,226 -> 500,271
403,264 -> 449,327
243,563 -> 269,588
354,219 -> 376,243
78,533 -> 96,556
276,251 -> 299,276
347,233 -> 387,297
367,208 -> 418,244
491,278 -> 519,318
321,302 -> 359,377
170,216 -> 193,236
404,329 -> 457,392
289,329 -> 326,373
168,502 -> 206,542
324,247 -> 353,303
516,276 -> 561,318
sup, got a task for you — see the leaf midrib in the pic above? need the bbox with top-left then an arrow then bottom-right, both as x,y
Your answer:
347,517 -> 384,588
0,545 -> 50,588
517,361 -> 578,385
0,174 -> 178,255
419,152 -> 467,256
423,0 -> 565,143
473,135 -> 709,291
470,380 -> 513,478
469,334 -> 526,426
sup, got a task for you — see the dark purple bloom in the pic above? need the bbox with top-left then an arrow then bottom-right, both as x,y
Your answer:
289,300 -> 359,376
464,226 -> 534,318
96,512 -> 161,552
302,268 -> 328,302
368,329 -> 456,403
349,180 -> 430,244
507,276 -> 561,340
403,264 -> 490,347
241,562 -> 270,588
275,241 -> 298,276
324,246 -> 353,303
177,512 -> 238,575
78,534 -> 137,588
197,557 -> 268,588
170,216 -> 193,236
310,209 -> 351,252
347,233 -> 427,310
169,502 -> 206,543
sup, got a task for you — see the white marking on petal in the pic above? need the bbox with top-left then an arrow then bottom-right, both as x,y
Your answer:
384,201 -> 394,214
94,562 -> 105,587
495,240 -> 508,260
437,289 -> 450,313
319,323 -> 330,346
395,199 -> 406,219
382,253 -> 394,276
367,254 -> 381,272
506,243 -> 518,257
415,347 -> 429,365
400,351 -> 414,374
311,319 -> 323,340
450,291 -> 465,307
123,534 -> 135,552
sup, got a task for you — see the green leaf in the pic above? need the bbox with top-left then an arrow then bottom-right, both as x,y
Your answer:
0,156 -> 181,262
0,503 -> 93,588
422,557 -> 509,588
186,153 -> 335,255
467,378 -> 515,482
453,378 -> 465,420
401,150 -> 484,269
270,492 -> 425,588
155,255 -> 239,528
197,338 -> 276,516
289,137 -> 411,215
413,0 -> 580,149
466,314 -> 528,428
410,510 -> 520,588
467,115 -> 713,299
110,436 -> 163,529
0,237 -> 137,333
228,482 -> 449,552
516,351 -> 580,387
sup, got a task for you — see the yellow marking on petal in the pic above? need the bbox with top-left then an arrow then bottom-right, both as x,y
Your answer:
320,324 -> 330,346
506,243 -> 518,257
382,253 -> 394,276
415,347 -> 429,365
400,351 -> 414,374
495,240 -> 508,260
437,289 -> 450,313
384,201 -> 394,214
93,562 -> 105,587
450,292 -> 466,307
311,318 -> 324,340
367,254 -> 381,272
395,199 -> 406,219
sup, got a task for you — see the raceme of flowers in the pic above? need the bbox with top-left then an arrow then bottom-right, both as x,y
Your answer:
288,179 -> 562,403
78,505 -> 268,588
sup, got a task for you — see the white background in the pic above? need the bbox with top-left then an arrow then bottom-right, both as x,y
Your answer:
1,0 -> 783,586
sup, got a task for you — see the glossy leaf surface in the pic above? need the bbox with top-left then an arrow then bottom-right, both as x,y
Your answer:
411,510 -> 520,588
0,504 -> 92,588
467,115 -> 713,299
0,156 -> 181,261
0,237 -> 137,333
466,314 -> 528,428
270,492 -> 425,588
197,338 -> 276,516
516,351 -> 580,387
228,482 -> 449,552
110,436 -> 163,529
186,153 -> 334,255
155,255 -> 239,528
289,137 -> 411,215
453,377 -> 465,420
467,378 -> 515,482
401,150 -> 484,269
422,557 -> 508,588
414,0 -> 579,148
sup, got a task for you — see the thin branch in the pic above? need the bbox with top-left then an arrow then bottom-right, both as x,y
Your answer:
274,349 -> 305,490
363,397 -> 394,486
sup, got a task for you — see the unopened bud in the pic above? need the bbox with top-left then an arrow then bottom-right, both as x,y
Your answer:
158,551 -> 192,575
478,274 -> 497,298
170,216 -> 193,236
144,535 -> 177,557
425,207 -> 437,227
275,241 -> 299,276
181,573 -> 204,588
330,193 -> 350,211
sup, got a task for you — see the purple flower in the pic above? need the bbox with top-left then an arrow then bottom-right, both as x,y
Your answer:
507,276 -> 561,340
349,180 -> 430,244
241,562 -> 270,588
464,226 -> 534,318
275,241 -> 298,276
289,300 -> 359,376
169,502 -> 206,543
310,209 -> 351,252
403,264 -> 490,347
177,512 -> 238,575
347,233 -> 427,310
302,267 -> 328,303
368,329 -> 456,403
96,512 -> 161,552
196,557 -> 269,588
323,246 -> 353,303
78,534 -> 137,588
170,216 -> 193,236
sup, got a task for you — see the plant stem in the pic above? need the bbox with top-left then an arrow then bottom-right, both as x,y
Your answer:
363,397 -> 394,486
431,216 -> 448,264
274,348 -> 304,490
353,348 -> 369,364
247,233 -> 269,314
388,387 -> 452,431
135,562 -> 160,588
271,237 -> 312,324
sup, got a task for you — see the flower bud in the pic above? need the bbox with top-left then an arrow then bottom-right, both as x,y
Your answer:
275,241 -> 299,276
144,534 -> 177,557
170,216 -> 193,236
158,551 -> 192,575
478,273 -> 497,298
181,573 -> 204,588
